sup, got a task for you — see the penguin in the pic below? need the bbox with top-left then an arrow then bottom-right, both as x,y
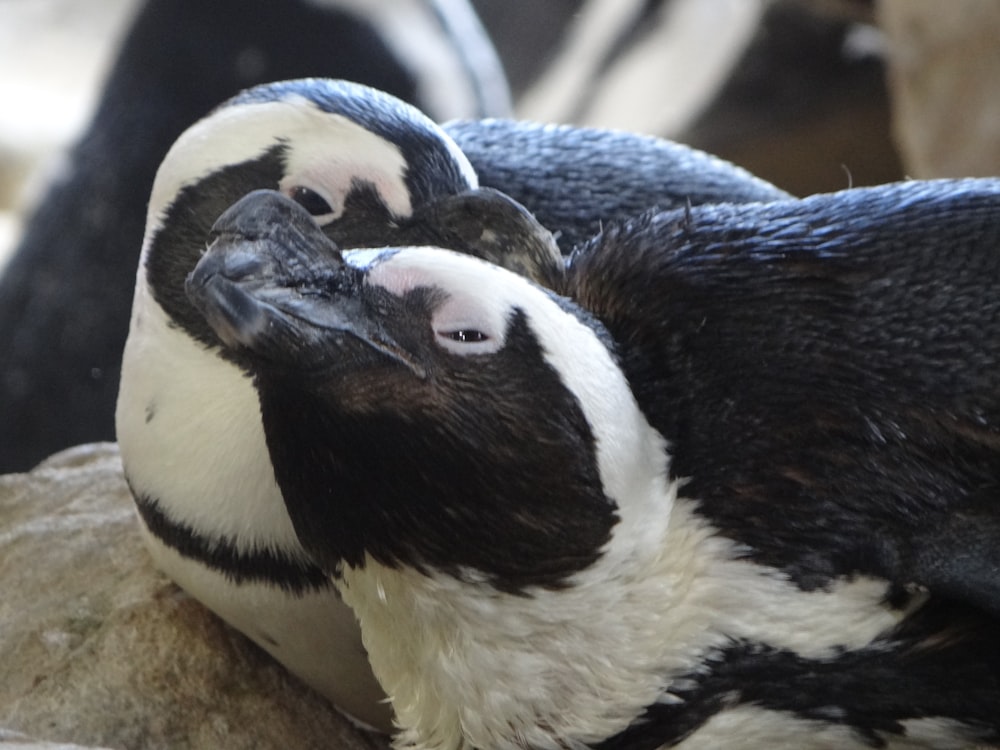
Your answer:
446,117 -> 790,252
0,0 -> 510,474
115,78 -> 788,729
186,181 -> 1000,749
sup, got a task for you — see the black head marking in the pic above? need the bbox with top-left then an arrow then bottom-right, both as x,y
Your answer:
185,220 -> 621,591
146,145 -> 289,350
256,307 -> 619,593
131,488 -> 330,595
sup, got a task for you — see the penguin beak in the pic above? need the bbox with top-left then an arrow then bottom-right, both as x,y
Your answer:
185,189 -> 419,375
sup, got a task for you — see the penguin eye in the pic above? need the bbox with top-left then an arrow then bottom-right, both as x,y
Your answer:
289,186 -> 335,218
441,329 -> 489,343
433,325 -> 501,356
430,294 -> 506,356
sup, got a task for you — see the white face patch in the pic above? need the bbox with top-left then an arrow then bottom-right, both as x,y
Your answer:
117,281 -> 301,551
143,88 -> 478,260
362,247 -> 513,356
431,292 -> 508,356
276,109 -> 413,222
147,97 -> 408,236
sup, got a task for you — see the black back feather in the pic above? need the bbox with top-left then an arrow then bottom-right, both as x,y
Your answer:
565,178 -> 1000,613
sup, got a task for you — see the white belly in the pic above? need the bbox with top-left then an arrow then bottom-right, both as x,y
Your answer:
140,526 -> 391,730
117,287 -> 389,730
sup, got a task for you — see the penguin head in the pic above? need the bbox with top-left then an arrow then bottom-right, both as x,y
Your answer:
139,78 -> 559,354
186,190 -> 671,593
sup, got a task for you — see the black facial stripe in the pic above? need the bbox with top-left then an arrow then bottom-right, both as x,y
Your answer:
146,146 -> 288,352
131,488 -> 331,595
257,309 -> 618,593
325,181 -> 400,244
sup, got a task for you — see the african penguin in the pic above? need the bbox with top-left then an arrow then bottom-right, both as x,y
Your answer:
115,78 -> 487,731
190,181 -> 1000,749
0,0 -> 510,473
115,77 -> 787,727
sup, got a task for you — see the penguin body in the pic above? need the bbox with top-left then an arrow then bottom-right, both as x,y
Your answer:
116,78 -> 786,727
562,179 -> 1000,617
188,181 -> 1000,748
117,78 -> 485,730
447,118 -> 789,252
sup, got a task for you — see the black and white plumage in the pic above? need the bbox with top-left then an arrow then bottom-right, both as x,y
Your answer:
188,181 -> 1000,749
115,78 -> 786,729
0,0 -> 509,473
115,78 -> 491,731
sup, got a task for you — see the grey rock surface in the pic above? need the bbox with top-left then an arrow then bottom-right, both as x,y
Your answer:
0,443 -> 388,750
1,727 -> 113,749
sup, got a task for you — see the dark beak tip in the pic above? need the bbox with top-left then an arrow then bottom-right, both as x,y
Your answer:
183,269 -> 200,300
185,253 -> 220,299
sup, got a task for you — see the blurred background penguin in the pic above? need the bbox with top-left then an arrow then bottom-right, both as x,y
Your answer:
0,0 -> 998,469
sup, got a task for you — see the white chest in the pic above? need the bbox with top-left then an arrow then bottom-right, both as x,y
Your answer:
116,288 -> 389,729
337,500 -> 908,750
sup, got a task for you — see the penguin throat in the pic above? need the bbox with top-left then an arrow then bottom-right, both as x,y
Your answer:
336,494 -> 911,750
335,498 -> 687,750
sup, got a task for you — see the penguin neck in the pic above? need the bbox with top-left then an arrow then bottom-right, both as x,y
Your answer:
335,474 -> 696,750
338,496 -> 911,750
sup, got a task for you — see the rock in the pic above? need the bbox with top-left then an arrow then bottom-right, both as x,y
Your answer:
1,727 -> 114,749
0,444 -> 388,750
879,0 -> 1000,177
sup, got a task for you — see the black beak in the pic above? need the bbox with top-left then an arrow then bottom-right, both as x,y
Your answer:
185,189 -> 416,374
